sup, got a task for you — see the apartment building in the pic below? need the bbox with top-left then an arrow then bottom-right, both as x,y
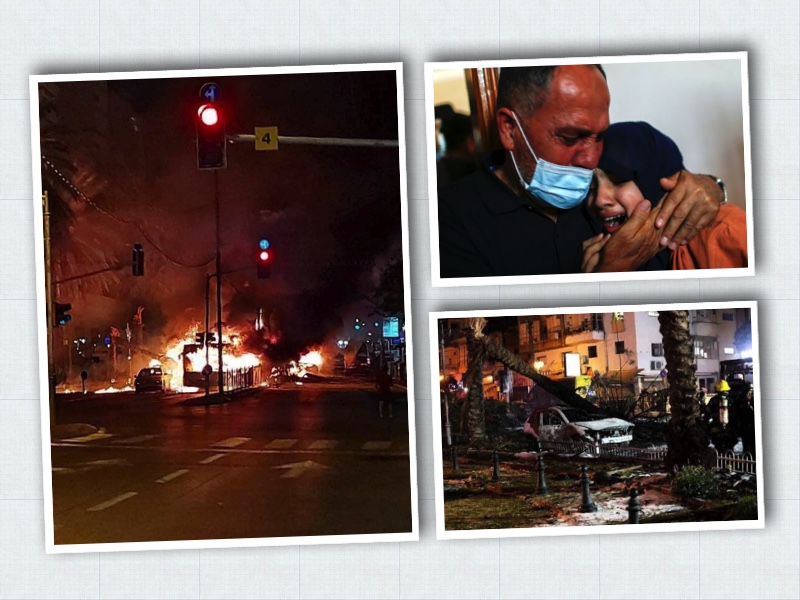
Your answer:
516,308 -> 751,393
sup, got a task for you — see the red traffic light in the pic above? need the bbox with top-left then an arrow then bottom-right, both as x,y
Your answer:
259,250 -> 270,261
198,104 -> 219,126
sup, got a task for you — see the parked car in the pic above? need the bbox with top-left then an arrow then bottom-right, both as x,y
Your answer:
524,405 -> 634,446
134,367 -> 165,394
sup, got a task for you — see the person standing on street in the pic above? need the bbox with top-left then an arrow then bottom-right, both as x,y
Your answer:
376,366 -> 394,418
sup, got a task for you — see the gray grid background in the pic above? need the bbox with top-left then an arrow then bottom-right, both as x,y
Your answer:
0,1 -> 797,598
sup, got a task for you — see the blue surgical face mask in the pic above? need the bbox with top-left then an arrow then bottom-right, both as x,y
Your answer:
509,112 -> 594,210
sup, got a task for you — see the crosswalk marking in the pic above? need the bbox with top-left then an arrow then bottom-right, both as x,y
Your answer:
54,437 -> 408,457
210,437 -> 251,448
155,469 -> 189,483
199,453 -> 226,464
362,441 -> 392,451
308,440 -> 338,450
87,492 -> 138,512
111,434 -> 158,445
265,439 -> 298,449
63,432 -> 115,443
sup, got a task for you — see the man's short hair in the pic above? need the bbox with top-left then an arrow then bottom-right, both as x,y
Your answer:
496,65 -> 606,117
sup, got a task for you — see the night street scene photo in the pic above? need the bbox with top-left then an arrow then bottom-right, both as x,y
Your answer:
33,65 -> 417,549
431,302 -> 763,538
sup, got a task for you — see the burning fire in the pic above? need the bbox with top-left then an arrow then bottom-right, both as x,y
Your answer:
286,349 -> 324,378
96,385 -> 133,394
299,350 -> 323,368
161,326 -> 262,390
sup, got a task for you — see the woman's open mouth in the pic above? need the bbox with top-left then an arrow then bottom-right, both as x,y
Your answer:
602,213 -> 628,233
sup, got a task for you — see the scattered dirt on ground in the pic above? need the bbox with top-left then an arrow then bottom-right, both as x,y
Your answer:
443,453 -> 757,530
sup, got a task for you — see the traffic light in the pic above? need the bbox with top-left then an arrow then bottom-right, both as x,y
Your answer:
54,302 -> 72,327
132,243 -> 144,276
257,238 -> 272,279
196,102 -> 226,169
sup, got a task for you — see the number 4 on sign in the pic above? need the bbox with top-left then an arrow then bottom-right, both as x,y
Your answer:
255,127 -> 278,151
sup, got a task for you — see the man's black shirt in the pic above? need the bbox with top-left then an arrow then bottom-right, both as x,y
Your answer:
438,151 -> 601,278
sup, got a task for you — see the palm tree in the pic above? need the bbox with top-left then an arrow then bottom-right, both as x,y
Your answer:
463,319 -> 488,443
460,318 -> 600,444
658,310 -> 710,469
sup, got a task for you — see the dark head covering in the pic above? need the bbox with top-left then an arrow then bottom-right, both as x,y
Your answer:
598,121 -> 685,206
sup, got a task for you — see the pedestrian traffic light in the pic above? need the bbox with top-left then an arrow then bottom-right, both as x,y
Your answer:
132,243 -> 144,276
196,102 -> 226,169
257,239 -> 272,279
54,302 -> 72,327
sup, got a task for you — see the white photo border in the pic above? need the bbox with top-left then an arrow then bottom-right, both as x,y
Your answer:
426,51 -> 754,287
429,300 -> 764,540
30,62 -> 419,553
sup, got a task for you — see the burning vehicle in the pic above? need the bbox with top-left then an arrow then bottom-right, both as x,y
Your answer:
162,328 -> 263,392
524,405 -> 634,446
268,350 -> 325,387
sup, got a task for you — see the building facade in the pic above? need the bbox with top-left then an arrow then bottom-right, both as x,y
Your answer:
516,308 -> 751,394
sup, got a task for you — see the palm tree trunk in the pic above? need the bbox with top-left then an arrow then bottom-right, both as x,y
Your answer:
658,310 -> 710,469
482,337 -> 599,413
464,322 -> 487,443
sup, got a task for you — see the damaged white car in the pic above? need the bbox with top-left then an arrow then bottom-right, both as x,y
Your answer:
524,405 -> 634,446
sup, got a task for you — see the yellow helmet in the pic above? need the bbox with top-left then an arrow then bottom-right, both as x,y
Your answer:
715,380 -> 730,392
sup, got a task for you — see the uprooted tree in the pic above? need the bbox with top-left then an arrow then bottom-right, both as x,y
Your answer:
461,318 -> 598,444
658,310 -> 711,470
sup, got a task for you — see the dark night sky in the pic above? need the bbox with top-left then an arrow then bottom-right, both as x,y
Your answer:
44,69 -> 403,360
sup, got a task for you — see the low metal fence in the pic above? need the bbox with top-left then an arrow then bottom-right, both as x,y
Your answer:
716,451 -> 757,475
537,440 -> 757,475
223,365 -> 262,392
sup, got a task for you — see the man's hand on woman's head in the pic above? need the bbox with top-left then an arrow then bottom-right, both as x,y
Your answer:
656,170 -> 723,250
593,200 -> 662,272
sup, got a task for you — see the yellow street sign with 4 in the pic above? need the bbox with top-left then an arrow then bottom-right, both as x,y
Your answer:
255,127 -> 278,150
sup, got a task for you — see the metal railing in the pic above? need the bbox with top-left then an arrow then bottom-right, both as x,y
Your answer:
223,365 -> 262,392
716,451 -> 757,474
537,440 -> 757,475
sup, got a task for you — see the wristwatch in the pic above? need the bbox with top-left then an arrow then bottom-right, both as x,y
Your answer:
709,175 -> 728,205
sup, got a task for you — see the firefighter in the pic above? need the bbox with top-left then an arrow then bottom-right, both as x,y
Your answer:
707,380 -> 735,451
714,380 -> 731,427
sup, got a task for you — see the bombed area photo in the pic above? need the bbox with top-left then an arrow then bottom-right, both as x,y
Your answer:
432,303 -> 762,537
34,65 -> 416,550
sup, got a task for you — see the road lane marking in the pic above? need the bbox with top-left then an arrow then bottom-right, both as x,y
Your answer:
199,453 -> 226,464
52,442 -> 409,458
308,439 -> 338,450
211,437 -> 251,448
265,439 -> 298,449
111,434 -> 158,445
87,492 -> 138,512
155,469 -> 189,483
362,441 -> 392,451
63,432 -> 115,443
273,460 -> 330,479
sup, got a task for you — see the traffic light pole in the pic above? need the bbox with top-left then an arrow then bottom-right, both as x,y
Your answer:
43,192 -> 56,427
227,134 -> 398,149
215,170 -> 224,398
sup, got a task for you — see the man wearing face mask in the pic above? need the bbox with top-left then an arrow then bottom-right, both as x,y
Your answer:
437,64 -> 725,278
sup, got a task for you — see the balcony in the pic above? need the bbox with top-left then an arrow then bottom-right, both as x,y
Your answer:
565,329 -> 605,344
